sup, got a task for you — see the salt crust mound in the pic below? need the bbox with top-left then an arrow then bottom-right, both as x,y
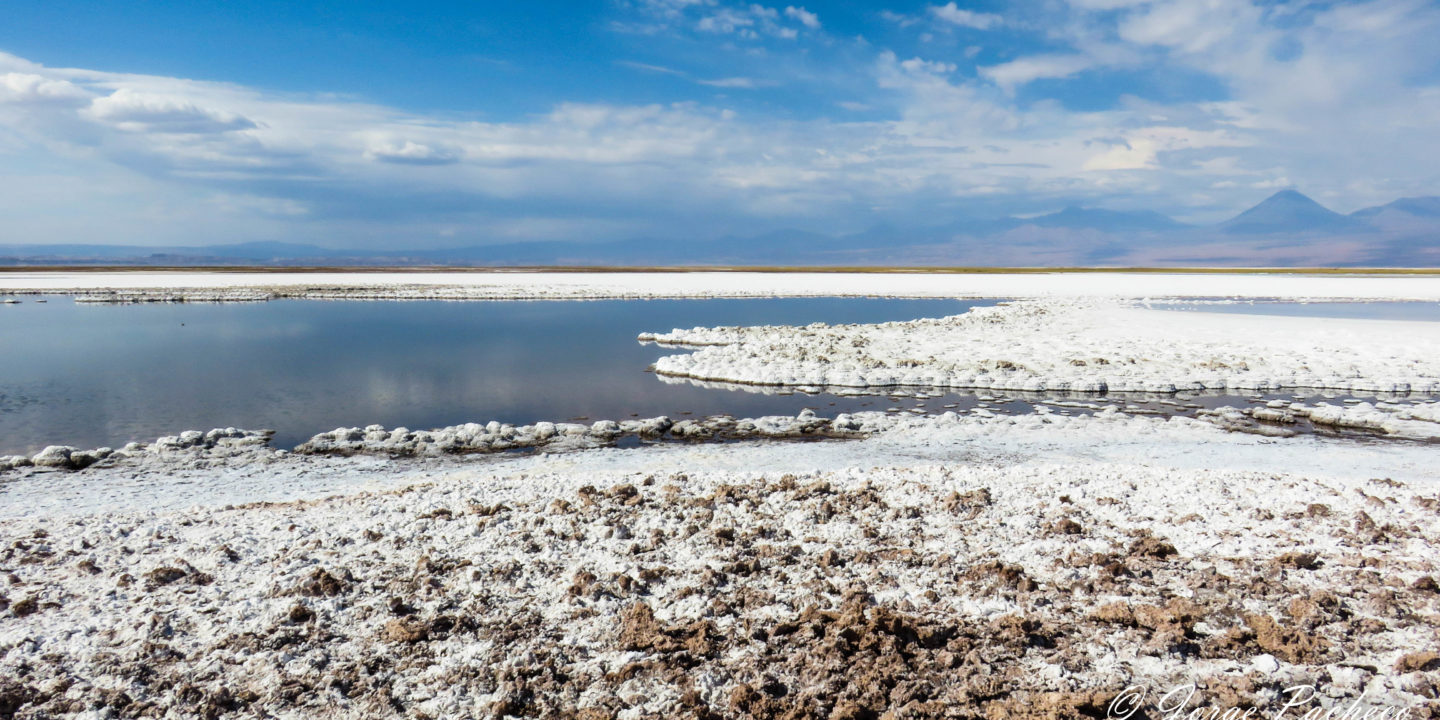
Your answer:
1200,401 -> 1440,440
0,428 -> 274,473
6,399 -> 1437,479
645,300 -> 1440,395
1,457 -> 1437,717
295,410 -> 842,457
0,412 -> 853,476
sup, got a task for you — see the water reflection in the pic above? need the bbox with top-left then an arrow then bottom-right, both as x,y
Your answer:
0,297 -> 988,454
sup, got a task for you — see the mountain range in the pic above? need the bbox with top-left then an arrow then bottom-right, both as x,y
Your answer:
3,190 -> 1438,268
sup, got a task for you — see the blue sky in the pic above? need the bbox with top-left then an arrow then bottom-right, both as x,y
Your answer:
1,0 -> 1438,248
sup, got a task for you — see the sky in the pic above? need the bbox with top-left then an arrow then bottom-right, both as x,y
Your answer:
1,0 -> 1438,249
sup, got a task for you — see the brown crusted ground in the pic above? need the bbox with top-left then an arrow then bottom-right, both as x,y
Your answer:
1,470 -> 1438,719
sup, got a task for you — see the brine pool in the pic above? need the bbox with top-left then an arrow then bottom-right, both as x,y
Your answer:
1,296 -> 1436,454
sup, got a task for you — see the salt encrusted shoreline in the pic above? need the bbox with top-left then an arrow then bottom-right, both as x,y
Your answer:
645,300 -> 1440,396
7,399 -> 1438,481
0,412 -> 855,475
1,436 -> 1437,718
2,408 -> 1439,717
5,270 -> 1440,304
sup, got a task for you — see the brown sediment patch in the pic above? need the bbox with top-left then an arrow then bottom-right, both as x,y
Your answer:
0,465 -> 1437,718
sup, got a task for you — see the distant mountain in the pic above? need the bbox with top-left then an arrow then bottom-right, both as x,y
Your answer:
1026,206 -> 1186,232
4,190 -> 1439,268
1352,196 -> 1440,219
1219,190 -> 1364,234
1348,196 -> 1440,234
193,241 -> 340,260
0,241 -> 345,263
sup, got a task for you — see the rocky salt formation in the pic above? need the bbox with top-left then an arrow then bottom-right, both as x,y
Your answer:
0,428 -> 275,474
0,412 -> 861,476
1199,401 -> 1440,441
294,411 -> 850,457
1,460 -> 1437,718
645,300 -> 1440,396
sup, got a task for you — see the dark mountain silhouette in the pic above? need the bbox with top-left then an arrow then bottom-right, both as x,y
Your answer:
1219,190 -> 1363,234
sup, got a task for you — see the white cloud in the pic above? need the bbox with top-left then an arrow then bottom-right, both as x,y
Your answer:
928,3 -> 1002,30
1251,176 -> 1293,189
363,139 -> 461,165
1119,0 -> 1260,54
897,57 -> 957,75
0,73 -> 91,105
698,77 -> 761,88
691,2 -> 814,38
618,61 -> 770,90
1083,126 -> 1249,171
633,0 -> 715,21
979,55 -> 1095,92
696,7 -> 755,33
86,88 -> 257,134
878,10 -> 921,28
4,0 -> 1440,245
784,6 -> 821,29
623,1 -> 821,40
615,60 -> 688,77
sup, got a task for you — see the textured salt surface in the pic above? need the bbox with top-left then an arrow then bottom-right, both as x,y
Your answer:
647,300 -> 1440,395
1,415 -> 1437,717
1201,401 -> 1440,440
3,406 -> 1438,518
5,270 -> 1440,303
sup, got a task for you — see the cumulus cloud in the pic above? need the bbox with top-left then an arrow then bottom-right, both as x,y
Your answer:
928,3 -> 1002,30
630,0 -> 820,39
1083,127 -> 1250,171
878,10 -> 921,28
363,139 -> 461,165
784,6 -> 820,29
86,88 -> 257,134
979,54 -> 1095,92
0,73 -> 91,105
696,7 -> 756,34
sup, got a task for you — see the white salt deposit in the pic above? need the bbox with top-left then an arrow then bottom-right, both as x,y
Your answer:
4,269 -> 1440,302
646,299 -> 1440,395
1,410 -> 1437,717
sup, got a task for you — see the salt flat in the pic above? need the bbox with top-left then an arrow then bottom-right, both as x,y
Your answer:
2,272 -> 1439,719
4,269 -> 1440,301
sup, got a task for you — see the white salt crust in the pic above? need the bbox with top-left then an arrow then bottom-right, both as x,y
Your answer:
5,270 -> 1440,303
1,412 -> 1438,717
645,299 -> 1440,396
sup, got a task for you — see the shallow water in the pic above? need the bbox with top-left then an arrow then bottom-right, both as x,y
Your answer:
3,297 -> 1436,455
0,297 -> 987,454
